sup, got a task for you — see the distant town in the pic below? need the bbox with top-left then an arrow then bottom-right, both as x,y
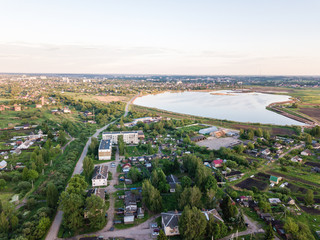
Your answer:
0,74 -> 320,240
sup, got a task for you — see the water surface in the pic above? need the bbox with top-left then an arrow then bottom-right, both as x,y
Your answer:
134,91 -> 304,126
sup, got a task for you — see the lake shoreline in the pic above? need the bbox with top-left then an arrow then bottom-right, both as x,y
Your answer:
133,90 -> 306,126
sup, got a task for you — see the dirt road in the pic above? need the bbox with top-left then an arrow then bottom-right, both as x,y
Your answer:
220,214 -> 264,240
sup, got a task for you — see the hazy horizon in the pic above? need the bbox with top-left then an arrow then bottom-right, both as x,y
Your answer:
1,0 -> 320,75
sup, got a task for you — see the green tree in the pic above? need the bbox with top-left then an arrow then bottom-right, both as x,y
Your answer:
28,170 -> 39,188
46,183 -> 59,209
179,186 -> 202,209
59,191 -> 84,231
83,157 -> 94,181
85,195 -> 106,229
220,196 -> 238,221
157,229 -> 167,240
305,189 -> 314,206
284,217 -> 299,235
305,134 -> 312,145
36,217 -> 51,238
128,167 -> 142,183
0,179 -> 6,190
264,223 -> 274,240
0,211 -> 9,233
67,175 -> 88,196
181,176 -> 192,189
22,167 -> 29,181
142,180 -> 162,213
179,206 -> 207,240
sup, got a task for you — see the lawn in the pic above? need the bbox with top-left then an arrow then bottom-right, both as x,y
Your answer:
0,192 -> 14,202
162,194 -> 179,211
125,146 -> 147,157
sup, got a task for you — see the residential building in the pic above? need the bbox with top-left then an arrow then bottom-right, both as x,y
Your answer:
92,165 -> 108,187
0,160 -> 7,170
124,213 -> 135,224
312,143 -> 320,149
291,156 -> 303,163
270,176 -> 281,184
98,139 -> 112,160
102,131 -> 139,144
212,159 -> 223,168
301,149 -> 312,156
125,191 -> 138,213
269,198 -> 281,205
161,209 -> 223,236
122,163 -> 131,173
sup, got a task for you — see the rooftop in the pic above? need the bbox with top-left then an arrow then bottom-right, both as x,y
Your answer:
99,139 -> 112,150
92,165 -> 108,180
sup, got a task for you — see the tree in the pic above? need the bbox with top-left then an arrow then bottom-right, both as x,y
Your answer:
179,186 -> 202,209
0,211 -> 9,233
128,167 -> 142,183
305,189 -> 314,206
284,217 -> 299,235
179,206 -> 207,240
36,216 -> 51,239
0,179 -> 6,190
181,176 -> 192,189
22,167 -> 29,181
264,223 -> 274,240
157,230 -> 167,240
85,195 -> 106,229
83,157 -> 94,181
305,134 -> 312,145
142,180 -> 162,213
28,170 -> 39,188
46,183 -> 59,209
263,130 -> 270,140
67,175 -> 88,196
220,196 -> 238,221
59,191 -> 84,231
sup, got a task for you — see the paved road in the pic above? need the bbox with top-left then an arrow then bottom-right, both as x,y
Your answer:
220,214 -> 264,240
45,95 -> 136,240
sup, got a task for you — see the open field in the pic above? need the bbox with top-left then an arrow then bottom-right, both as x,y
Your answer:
265,170 -> 320,188
196,137 -> 241,150
235,178 -> 268,191
93,96 -> 129,103
298,107 -> 320,122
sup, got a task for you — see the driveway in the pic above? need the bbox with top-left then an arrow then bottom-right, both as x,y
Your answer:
220,214 -> 264,240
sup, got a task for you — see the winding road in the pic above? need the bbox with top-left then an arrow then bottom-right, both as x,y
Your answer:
45,95 -> 136,240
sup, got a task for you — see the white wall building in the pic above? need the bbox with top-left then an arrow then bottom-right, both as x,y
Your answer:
102,131 -> 139,144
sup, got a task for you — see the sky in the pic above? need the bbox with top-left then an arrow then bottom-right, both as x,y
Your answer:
0,0 -> 320,75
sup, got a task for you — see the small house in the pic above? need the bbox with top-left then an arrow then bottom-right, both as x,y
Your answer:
291,156 -> 303,163
125,191 -> 137,213
269,198 -> 281,205
301,149 -> 312,156
124,213 -> 135,224
122,163 -> 131,173
312,143 -> 320,149
270,176 -> 281,184
287,198 -> 295,205
0,160 -> 7,170
212,159 -> 223,168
